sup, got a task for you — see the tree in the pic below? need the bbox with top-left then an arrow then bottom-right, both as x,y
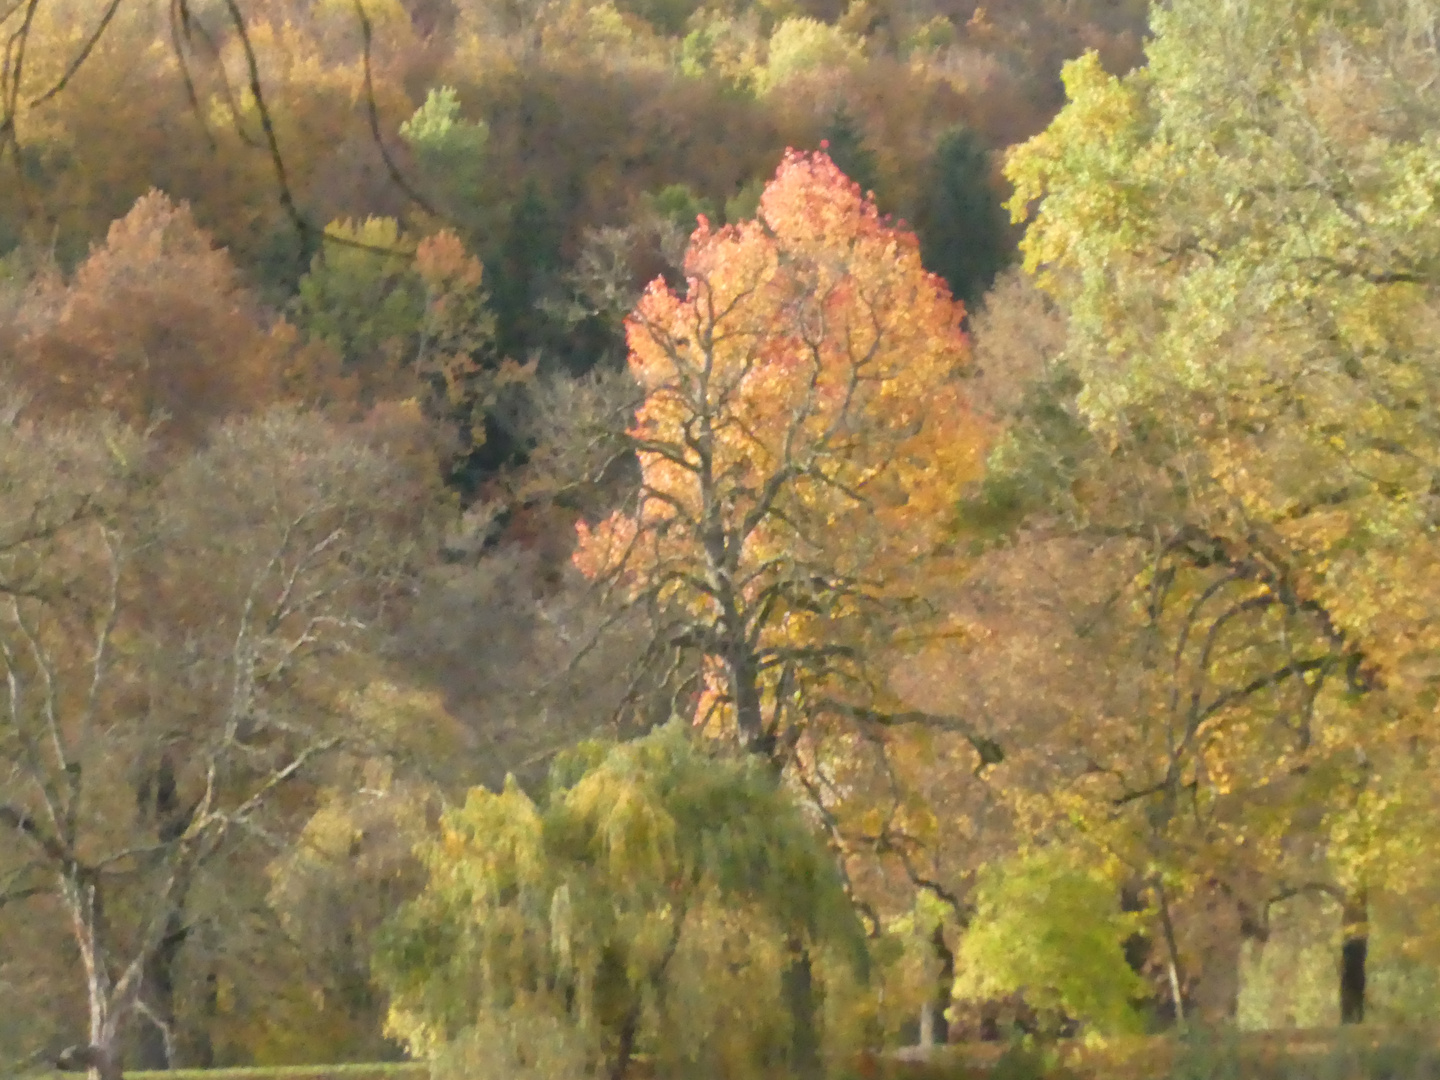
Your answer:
1006,0 -> 1440,697
400,86 -> 490,232
756,18 -> 864,95
258,729 -> 447,1064
0,405 -> 440,1078
295,217 -> 430,380
295,219 -> 530,485
998,0 -> 1440,1024
490,179 -> 566,368
15,191 -> 338,442
953,847 -> 1145,1036
868,268 -> 1378,1029
916,127 -> 1011,308
818,107 -> 880,201
375,722 -> 867,1080
571,148 -> 984,763
562,148 -> 989,1070
0,0 -> 434,279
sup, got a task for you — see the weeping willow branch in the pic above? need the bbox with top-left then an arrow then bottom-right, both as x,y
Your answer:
220,0 -> 309,249
0,0 -> 435,263
0,0 -> 43,166
167,0 -> 217,150
27,0 -> 124,106
351,0 -> 442,220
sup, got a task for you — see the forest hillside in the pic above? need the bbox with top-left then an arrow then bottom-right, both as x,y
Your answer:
1,0 -> 1438,1077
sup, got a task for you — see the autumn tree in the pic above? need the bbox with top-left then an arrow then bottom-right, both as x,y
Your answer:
571,148 -> 982,759
984,0 -> 1440,1025
559,149 -> 989,1069
1007,0 -> 1440,700
14,191 -> 341,441
0,404 -> 441,1078
857,264 -> 1370,1030
0,0 -> 436,280
294,219 -> 534,482
256,698 -> 455,1065
376,722 -> 868,1080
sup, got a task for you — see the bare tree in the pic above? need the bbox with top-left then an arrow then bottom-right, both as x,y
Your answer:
0,405 -> 439,1078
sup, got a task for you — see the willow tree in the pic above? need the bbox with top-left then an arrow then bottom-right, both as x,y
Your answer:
375,722 -> 868,1080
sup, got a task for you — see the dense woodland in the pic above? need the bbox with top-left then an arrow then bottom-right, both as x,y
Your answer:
1,0 -> 1438,1077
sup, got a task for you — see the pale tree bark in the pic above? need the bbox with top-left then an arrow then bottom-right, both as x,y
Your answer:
0,407 -> 438,1075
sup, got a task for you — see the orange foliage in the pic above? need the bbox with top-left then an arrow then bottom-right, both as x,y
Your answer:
16,191 -> 342,441
574,149 -> 985,751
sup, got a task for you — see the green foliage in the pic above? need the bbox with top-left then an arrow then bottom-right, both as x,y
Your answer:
293,221 -> 508,481
375,722 -> 868,1079
1005,0 -> 1440,606
680,24 -> 716,78
642,183 -> 718,231
724,177 -> 767,224
612,0 -> 703,37
962,361 -> 1088,536
491,179 -> 567,367
1237,894 -> 1342,1030
758,17 -> 863,94
1001,0 -> 1440,974
1168,1027 -> 1244,1080
679,14 -> 763,89
953,848 -> 1145,1037
400,88 -> 491,237
428,1013 -> 594,1080
294,219 -> 498,382
990,1042 -> 1057,1080
901,15 -> 955,56
400,87 -> 489,161
917,127 -> 1011,306
820,107 -> 880,198
295,219 -> 425,372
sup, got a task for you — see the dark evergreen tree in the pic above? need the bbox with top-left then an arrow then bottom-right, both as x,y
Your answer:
819,106 -> 881,200
491,178 -> 563,365
917,126 -> 1012,308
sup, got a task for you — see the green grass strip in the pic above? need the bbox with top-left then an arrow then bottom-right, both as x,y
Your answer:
17,1065 -> 427,1080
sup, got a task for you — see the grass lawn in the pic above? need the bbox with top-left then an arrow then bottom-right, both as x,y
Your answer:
16,1029 -> 1440,1080
20,1066 -> 427,1080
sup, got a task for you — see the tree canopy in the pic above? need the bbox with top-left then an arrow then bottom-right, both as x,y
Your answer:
12,0 -> 1440,1070
376,722 -> 868,1080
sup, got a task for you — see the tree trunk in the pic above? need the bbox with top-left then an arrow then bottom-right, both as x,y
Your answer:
88,1043 -> 123,1080
727,656 -> 817,1074
726,648 -> 770,756
85,979 -> 126,1080
134,910 -> 186,1069
784,936 -> 822,1080
922,922 -> 953,1047
1340,888 -> 1368,1025
919,1002 -> 938,1049
186,970 -> 219,1069
67,879 -> 124,1080
978,1001 -> 1001,1042
1154,879 -> 1187,1029
609,1000 -> 641,1080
